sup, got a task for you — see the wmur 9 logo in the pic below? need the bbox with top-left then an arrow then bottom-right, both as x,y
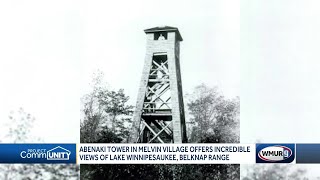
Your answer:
256,144 -> 295,163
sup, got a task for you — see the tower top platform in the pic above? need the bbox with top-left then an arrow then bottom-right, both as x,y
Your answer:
144,26 -> 183,41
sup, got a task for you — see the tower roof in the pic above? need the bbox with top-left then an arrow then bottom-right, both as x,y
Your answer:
144,26 -> 183,41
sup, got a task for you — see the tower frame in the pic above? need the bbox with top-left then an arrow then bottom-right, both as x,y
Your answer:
131,26 -> 187,144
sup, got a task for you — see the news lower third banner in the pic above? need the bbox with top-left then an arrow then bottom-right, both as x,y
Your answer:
1,143 -> 320,164
78,144 -> 255,164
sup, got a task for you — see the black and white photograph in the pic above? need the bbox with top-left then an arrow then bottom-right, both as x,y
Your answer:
79,1 -> 240,179
1,0 -> 320,179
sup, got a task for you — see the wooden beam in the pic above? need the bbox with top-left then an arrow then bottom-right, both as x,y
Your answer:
142,121 -> 164,143
148,121 -> 172,143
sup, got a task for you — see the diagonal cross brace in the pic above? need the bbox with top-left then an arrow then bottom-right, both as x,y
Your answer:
153,120 -> 173,137
146,85 -> 170,109
153,60 -> 169,75
148,121 -> 172,143
142,120 -> 164,143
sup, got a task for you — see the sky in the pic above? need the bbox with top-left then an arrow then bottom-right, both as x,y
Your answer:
0,0 -> 320,177
0,1 -> 82,143
241,0 -> 320,144
79,0 -> 240,101
0,0 -> 240,143
241,0 -> 320,177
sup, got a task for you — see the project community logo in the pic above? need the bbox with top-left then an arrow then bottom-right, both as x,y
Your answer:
20,146 -> 71,161
256,144 -> 295,163
0,144 -> 76,164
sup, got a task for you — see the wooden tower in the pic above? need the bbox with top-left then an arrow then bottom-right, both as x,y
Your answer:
130,26 -> 187,143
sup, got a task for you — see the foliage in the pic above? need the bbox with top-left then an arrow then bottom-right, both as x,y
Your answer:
178,164 -> 239,180
173,134 -> 240,180
81,72 -> 107,143
97,88 -> 133,141
187,84 -> 240,143
40,164 -> 80,180
80,130 -> 161,180
0,108 -> 79,180
6,108 -> 35,143
80,72 -> 133,143
80,77 -> 241,179
185,84 -> 240,179
241,164 -> 308,180
80,72 -> 134,179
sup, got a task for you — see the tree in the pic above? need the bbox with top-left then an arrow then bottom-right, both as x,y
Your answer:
81,71 -> 108,143
80,72 -> 133,143
6,108 -> 35,143
187,84 -> 239,143
241,164 -> 308,180
185,84 -> 240,179
0,108 -> 79,180
187,84 -> 222,141
97,88 -> 133,141
81,80 -> 242,179
80,72 -> 134,179
40,164 -> 80,180
0,108 -> 37,180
